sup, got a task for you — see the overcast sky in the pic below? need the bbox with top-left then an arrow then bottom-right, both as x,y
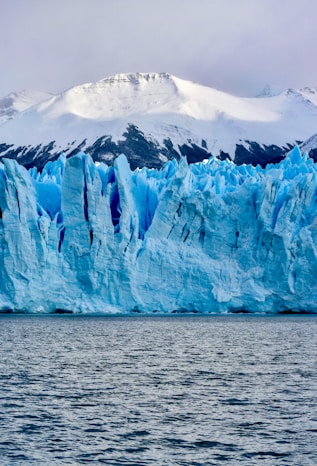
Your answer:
1,0 -> 317,98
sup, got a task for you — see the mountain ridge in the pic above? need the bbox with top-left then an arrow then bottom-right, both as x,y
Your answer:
1,72 -> 317,170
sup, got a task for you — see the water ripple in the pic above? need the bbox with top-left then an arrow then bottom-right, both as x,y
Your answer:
0,314 -> 316,465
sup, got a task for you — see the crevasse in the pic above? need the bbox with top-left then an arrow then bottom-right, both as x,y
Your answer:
0,146 -> 316,314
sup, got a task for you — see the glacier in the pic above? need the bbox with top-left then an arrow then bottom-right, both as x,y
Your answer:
0,146 -> 317,314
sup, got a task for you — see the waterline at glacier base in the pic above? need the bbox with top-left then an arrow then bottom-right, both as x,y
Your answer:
0,147 -> 316,314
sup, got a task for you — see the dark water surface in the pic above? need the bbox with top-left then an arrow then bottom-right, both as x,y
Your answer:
0,314 -> 316,465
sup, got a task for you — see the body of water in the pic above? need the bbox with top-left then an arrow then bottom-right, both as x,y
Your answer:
0,314 -> 316,465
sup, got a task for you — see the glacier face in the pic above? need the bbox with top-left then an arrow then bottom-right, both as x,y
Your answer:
0,146 -> 317,314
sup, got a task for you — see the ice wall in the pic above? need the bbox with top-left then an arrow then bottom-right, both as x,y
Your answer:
0,147 -> 316,313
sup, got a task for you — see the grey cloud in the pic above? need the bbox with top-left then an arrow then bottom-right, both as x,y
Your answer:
1,0 -> 317,97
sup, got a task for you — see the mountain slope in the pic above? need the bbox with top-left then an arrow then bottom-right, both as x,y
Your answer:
1,73 -> 317,170
0,90 -> 52,124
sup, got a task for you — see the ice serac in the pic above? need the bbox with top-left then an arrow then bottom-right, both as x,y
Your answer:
0,146 -> 317,314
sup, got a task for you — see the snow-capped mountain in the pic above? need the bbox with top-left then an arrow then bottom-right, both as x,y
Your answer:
1,72 -> 317,170
300,131 -> 317,161
0,90 -> 52,124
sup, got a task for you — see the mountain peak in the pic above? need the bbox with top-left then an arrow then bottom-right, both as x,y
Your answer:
99,72 -> 173,85
67,72 -> 177,99
256,84 -> 283,98
0,90 -> 52,124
